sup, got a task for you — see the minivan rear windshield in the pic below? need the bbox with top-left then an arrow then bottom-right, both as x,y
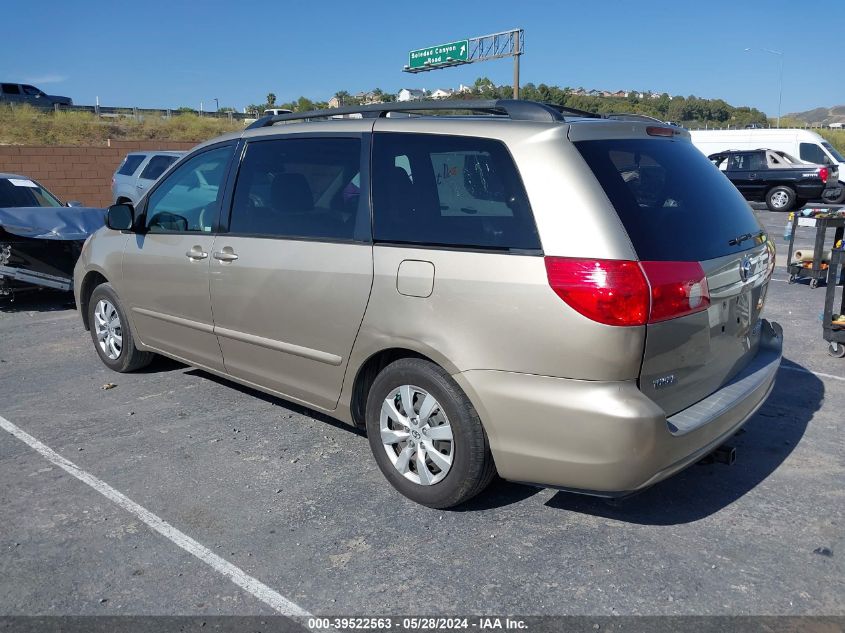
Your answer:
575,139 -> 764,262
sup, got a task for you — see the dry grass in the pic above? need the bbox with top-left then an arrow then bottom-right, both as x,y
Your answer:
0,105 -> 243,145
821,129 -> 845,155
2,104 -> 844,156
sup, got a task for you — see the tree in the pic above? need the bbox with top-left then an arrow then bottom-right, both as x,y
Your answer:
266,93 -> 276,107
334,90 -> 350,106
296,96 -> 314,112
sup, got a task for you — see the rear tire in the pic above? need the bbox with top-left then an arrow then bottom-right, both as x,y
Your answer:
365,358 -> 496,509
766,186 -> 797,212
87,283 -> 153,372
822,187 -> 845,205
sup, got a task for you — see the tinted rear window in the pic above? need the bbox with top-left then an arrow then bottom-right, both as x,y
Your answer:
118,155 -> 145,176
372,133 -> 540,251
140,155 -> 178,180
575,139 -> 763,261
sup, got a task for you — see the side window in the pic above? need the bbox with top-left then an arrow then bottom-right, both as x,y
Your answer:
747,152 -> 764,170
140,155 -> 178,180
800,143 -> 829,165
117,154 -> 146,176
1,84 -> 21,95
22,85 -> 42,96
710,155 -> 728,171
228,137 -> 363,241
145,145 -> 233,233
728,153 -> 751,170
372,133 -> 540,250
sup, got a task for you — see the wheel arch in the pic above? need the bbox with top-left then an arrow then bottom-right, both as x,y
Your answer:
347,345 -> 462,429
78,270 -> 109,331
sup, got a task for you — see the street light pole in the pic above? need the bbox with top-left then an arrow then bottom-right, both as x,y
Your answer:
744,47 -> 784,128
214,98 -> 219,112
763,49 -> 784,128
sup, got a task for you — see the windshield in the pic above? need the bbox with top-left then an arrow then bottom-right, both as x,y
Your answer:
575,138 -> 764,262
0,178 -> 63,208
822,142 -> 845,164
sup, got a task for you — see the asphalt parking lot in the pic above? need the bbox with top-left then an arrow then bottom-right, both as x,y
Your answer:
0,207 -> 843,618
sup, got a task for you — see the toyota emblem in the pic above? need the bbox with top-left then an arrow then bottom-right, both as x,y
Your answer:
739,255 -> 752,282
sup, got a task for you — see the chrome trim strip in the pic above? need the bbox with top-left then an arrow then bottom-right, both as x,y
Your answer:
131,307 -> 215,334
213,325 -> 343,366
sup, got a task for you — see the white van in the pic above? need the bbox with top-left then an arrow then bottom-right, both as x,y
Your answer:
689,128 -> 845,203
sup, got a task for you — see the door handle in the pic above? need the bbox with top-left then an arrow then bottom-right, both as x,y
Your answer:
186,247 -> 208,260
213,250 -> 239,262
136,183 -> 145,189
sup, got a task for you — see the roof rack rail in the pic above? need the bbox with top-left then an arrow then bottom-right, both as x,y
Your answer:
246,99 -> 603,129
543,104 -> 603,119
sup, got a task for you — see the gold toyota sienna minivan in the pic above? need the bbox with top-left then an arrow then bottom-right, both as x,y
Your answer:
74,100 -> 782,508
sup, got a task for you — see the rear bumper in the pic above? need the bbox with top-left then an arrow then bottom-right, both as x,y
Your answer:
453,320 -> 783,495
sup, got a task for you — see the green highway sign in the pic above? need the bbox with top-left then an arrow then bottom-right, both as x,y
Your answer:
408,39 -> 469,69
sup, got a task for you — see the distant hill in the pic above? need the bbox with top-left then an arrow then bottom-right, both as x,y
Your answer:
785,105 -> 845,125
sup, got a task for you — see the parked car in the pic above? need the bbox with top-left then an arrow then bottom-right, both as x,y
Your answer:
74,100 -> 782,508
690,128 -> 845,203
1,173 -> 104,296
708,149 -> 839,211
0,82 -> 72,108
112,151 -> 185,206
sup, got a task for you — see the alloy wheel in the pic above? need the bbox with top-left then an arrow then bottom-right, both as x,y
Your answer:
93,299 -> 122,360
379,385 -> 454,485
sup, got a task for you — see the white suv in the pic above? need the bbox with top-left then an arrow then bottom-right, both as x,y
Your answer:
112,151 -> 185,206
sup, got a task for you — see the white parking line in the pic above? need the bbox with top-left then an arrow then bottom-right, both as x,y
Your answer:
0,414 -> 310,617
779,365 -> 845,382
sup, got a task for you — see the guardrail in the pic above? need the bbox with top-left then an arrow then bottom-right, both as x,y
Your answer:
0,102 -> 254,120
49,103 -> 254,120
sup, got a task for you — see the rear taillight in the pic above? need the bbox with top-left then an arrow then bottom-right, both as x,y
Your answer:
545,257 -> 710,326
819,167 -> 829,183
545,258 -> 649,326
639,261 -> 710,322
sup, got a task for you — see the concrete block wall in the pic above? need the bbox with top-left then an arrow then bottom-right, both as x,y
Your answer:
0,140 -> 198,208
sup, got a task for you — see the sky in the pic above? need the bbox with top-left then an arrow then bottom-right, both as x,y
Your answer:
2,0 -> 842,117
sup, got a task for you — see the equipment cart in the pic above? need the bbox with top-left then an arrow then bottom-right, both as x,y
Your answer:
786,214 -> 845,289
822,245 -> 845,358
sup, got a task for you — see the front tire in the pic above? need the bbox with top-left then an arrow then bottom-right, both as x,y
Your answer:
365,358 -> 496,509
88,283 -> 153,372
766,186 -> 797,212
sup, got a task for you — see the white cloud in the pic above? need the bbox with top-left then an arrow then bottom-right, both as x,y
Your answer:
22,74 -> 67,85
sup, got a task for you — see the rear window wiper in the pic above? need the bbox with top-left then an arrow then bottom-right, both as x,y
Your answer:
728,230 -> 764,246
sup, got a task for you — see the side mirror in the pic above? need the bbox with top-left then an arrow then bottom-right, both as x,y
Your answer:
66,200 -> 82,207
106,203 -> 135,231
